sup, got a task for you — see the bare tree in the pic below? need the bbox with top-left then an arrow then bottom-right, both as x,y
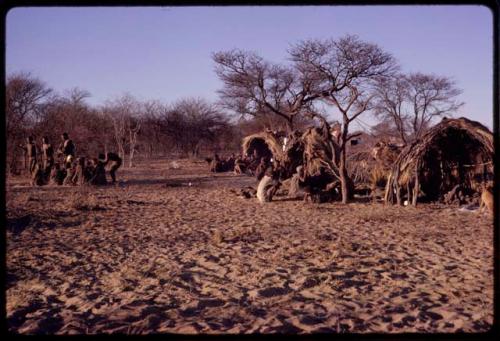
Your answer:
406,72 -> 463,141
373,75 -> 410,145
6,72 -> 52,173
290,35 -> 398,203
103,94 -> 142,167
213,50 -> 317,133
373,72 -> 463,145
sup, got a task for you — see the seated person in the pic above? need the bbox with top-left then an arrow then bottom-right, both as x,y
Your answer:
234,156 -> 247,175
89,158 -> 107,185
210,154 -> 222,173
49,163 -> 66,186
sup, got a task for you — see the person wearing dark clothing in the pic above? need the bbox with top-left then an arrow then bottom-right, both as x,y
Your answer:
58,132 -> 76,169
89,158 -> 107,185
49,163 -> 65,185
100,152 -> 122,184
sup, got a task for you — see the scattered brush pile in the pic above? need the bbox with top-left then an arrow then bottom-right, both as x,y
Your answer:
242,125 -> 342,202
347,150 -> 375,186
384,117 -> 494,205
368,141 -> 404,201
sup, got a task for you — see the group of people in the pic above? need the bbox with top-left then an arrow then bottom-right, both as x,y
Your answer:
207,153 -> 244,174
24,132 -> 122,187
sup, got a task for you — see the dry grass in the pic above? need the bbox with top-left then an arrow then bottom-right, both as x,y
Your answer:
67,187 -> 102,211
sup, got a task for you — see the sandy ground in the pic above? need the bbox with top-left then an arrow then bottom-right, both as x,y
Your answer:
5,158 -> 494,334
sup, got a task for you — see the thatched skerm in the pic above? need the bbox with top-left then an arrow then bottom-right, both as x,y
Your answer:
241,125 -> 340,202
241,130 -> 305,179
384,117 -> 494,205
241,131 -> 284,162
300,125 -> 339,193
280,130 -> 305,179
347,151 -> 376,185
346,141 -> 403,199
369,141 -> 404,198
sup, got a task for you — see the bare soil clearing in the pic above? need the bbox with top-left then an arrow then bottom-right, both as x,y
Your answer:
5,159 -> 493,334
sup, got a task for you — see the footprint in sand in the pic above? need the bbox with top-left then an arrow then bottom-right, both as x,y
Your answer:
269,322 -> 302,334
248,307 -> 267,318
300,276 -> 321,289
258,287 -> 291,298
197,298 -> 225,309
299,314 -> 327,325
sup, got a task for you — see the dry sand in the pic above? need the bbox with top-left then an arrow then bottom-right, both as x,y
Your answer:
5,158 -> 494,334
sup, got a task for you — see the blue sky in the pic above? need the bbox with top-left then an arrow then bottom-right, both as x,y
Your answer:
6,6 -> 493,128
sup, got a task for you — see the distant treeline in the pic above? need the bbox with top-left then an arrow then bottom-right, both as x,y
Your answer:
6,35 -> 463,175
6,73 -> 278,173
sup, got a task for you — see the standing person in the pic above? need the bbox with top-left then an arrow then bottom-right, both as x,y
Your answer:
58,132 -> 76,169
100,152 -> 122,184
72,157 -> 87,186
41,136 -> 54,178
63,162 -> 76,186
31,162 -> 45,186
210,154 -> 222,173
25,136 -> 37,174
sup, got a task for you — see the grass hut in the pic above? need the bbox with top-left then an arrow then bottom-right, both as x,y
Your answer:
384,117 -> 494,205
241,131 -> 285,162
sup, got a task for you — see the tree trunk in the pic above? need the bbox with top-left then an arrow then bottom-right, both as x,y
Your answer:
412,164 -> 420,206
118,145 -> 125,167
396,185 -> 402,206
129,148 -> 135,168
339,122 -> 353,204
286,117 -> 294,134
148,144 -> 153,158
339,149 -> 353,204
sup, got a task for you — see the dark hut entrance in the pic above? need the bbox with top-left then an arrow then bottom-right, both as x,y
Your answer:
246,138 -> 274,161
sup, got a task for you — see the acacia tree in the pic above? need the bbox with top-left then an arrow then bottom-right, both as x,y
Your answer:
213,50 -> 317,133
372,75 -> 410,145
373,72 -> 463,145
290,35 -> 398,203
